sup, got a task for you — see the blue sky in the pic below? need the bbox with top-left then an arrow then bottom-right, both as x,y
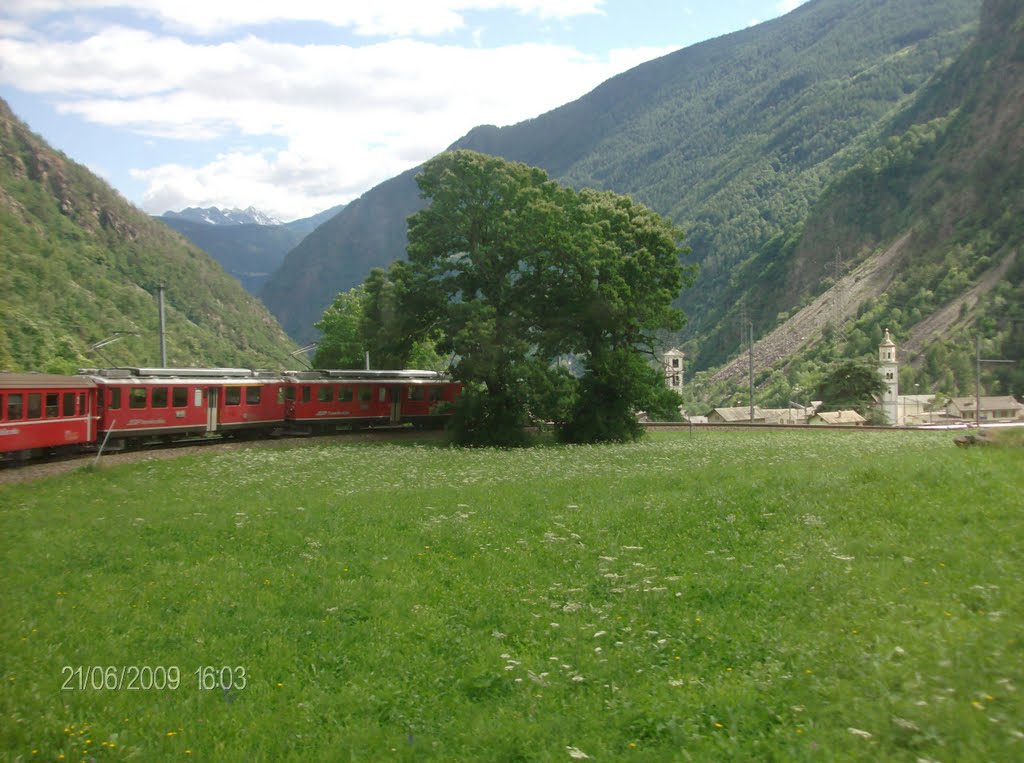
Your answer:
0,1 -> 808,221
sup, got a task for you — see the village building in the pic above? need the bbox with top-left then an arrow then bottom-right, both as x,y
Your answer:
809,410 -> 867,427
944,396 -> 1024,423
708,406 -> 766,424
896,394 -> 937,425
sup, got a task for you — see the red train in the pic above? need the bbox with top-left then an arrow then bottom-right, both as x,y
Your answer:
1,367 -> 461,462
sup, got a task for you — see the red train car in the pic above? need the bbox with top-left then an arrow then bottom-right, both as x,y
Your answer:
284,370 -> 459,432
0,373 -> 97,460
81,368 -> 287,445
397,374 -> 461,427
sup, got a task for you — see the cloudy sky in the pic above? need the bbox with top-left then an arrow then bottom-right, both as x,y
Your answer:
0,0 -> 808,222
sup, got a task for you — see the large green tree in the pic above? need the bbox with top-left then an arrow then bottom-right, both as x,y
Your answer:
403,150 -> 691,445
815,358 -> 888,418
312,286 -> 367,368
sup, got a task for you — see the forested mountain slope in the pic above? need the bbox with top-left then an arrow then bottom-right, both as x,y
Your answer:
0,98 -> 297,372
156,204 -> 343,295
707,0 -> 1023,399
262,0 -> 982,346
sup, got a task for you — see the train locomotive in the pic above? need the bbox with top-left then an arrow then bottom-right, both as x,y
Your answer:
0,367 -> 461,462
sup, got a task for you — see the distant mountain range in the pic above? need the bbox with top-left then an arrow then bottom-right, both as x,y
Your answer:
0,100 -> 298,372
156,204 -> 345,295
260,0 -> 988,358
162,205 -> 283,226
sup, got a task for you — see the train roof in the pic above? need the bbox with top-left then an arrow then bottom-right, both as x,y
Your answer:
0,372 -> 97,389
79,367 -> 281,380
318,369 -> 443,379
285,369 -> 450,383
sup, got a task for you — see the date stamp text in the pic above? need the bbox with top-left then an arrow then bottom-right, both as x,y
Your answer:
61,665 -> 247,691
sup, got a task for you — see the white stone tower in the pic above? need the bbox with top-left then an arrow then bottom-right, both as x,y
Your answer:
662,348 -> 685,395
878,328 -> 899,425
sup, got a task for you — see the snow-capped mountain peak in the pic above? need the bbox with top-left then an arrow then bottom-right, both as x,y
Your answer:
162,205 -> 281,226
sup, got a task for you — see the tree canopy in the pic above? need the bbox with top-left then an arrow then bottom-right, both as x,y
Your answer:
399,150 -> 692,445
312,286 -> 367,369
815,358 -> 888,417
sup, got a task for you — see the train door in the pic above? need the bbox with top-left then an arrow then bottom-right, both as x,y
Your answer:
389,386 -> 402,424
206,387 -> 219,433
84,390 -> 93,441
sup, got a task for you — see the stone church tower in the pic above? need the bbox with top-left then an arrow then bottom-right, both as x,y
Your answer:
662,348 -> 685,395
878,328 -> 899,424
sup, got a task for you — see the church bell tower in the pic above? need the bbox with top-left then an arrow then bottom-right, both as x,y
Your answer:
878,328 -> 899,425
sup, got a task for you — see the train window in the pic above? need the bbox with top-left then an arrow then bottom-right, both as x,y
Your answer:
28,393 -> 42,419
246,386 -> 261,405
277,387 -> 285,405
429,387 -> 444,402
225,387 -> 241,406
78,393 -> 86,415
63,392 -> 75,416
110,388 -> 122,410
285,386 -> 296,401
152,387 -> 168,408
46,393 -> 59,417
317,385 -> 333,403
409,387 -> 425,401
338,386 -> 353,402
301,387 -> 311,403
129,388 -> 147,409
7,393 -> 23,420
172,387 -> 188,407
358,386 -> 372,402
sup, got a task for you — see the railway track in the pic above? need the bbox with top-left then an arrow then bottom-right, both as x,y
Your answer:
0,427 -> 443,485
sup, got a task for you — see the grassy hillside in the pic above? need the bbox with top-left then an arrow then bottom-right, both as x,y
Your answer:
2,431 -> 1021,759
262,0 -> 982,346
0,98 -> 298,372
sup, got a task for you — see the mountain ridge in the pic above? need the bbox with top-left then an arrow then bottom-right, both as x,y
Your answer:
157,204 -> 345,295
162,205 -> 281,226
0,98 -> 298,372
261,0 -> 984,348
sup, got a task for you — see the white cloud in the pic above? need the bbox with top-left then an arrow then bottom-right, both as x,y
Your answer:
0,0 -> 682,220
5,0 -> 606,37
6,29 -> 672,219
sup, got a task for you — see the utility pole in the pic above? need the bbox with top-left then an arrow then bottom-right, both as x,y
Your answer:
157,284 -> 167,366
975,333 -> 1016,428
976,335 -> 981,428
749,321 -> 755,422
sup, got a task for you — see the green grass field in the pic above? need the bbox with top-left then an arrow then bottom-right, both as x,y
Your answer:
2,430 -> 1022,761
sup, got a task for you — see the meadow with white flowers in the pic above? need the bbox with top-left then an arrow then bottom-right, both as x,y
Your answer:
2,430 -> 1022,760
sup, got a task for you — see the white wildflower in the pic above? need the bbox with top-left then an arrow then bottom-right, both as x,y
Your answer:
893,717 -> 920,732
847,727 -> 873,739
566,746 -> 590,760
